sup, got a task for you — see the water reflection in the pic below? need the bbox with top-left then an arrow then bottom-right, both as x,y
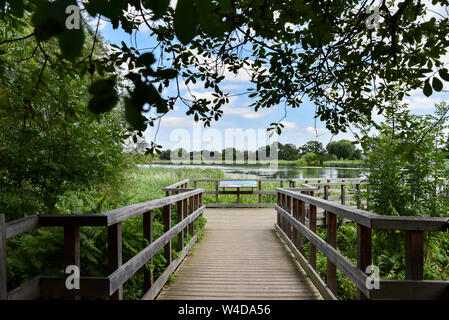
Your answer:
144,164 -> 363,179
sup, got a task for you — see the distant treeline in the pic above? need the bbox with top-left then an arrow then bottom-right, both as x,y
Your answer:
158,140 -> 363,162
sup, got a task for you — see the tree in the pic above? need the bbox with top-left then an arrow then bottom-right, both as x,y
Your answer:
326,140 -> 355,160
300,141 -> 325,156
278,143 -> 300,161
158,149 -> 171,160
2,1 -> 449,152
0,22 -> 126,218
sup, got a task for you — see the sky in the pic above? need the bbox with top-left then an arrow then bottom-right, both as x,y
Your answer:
94,1 -> 449,152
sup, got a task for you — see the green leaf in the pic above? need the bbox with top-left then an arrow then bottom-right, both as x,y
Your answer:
142,0 -> 170,19
174,0 -> 199,45
125,99 -> 147,131
432,77 -> 443,92
10,0 -> 24,17
196,0 -> 225,37
31,0 -> 68,42
58,28 -> 85,60
423,79 -> 432,97
155,68 -> 178,79
88,78 -> 118,114
136,52 -> 156,67
438,68 -> 449,81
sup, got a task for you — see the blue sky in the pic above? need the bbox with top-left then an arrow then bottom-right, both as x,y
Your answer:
97,8 -> 448,152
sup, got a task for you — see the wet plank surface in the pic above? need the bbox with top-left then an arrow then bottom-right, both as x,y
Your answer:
157,208 -> 322,300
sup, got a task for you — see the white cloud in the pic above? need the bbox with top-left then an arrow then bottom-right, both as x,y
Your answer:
281,121 -> 297,129
404,96 -> 443,110
161,116 -> 195,128
305,126 -> 327,135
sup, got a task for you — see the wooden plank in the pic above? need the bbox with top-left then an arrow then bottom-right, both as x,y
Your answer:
327,211 -> 337,295
39,214 -> 108,227
7,276 -> 40,300
357,224 -> 372,300
163,205 -> 172,267
277,189 -> 373,228
163,179 -> 190,191
372,216 -> 449,231
158,208 -> 321,300
276,205 -> 370,297
143,211 -> 153,292
206,203 -> 274,208
142,232 -> 200,300
405,231 -> 424,280
108,206 -> 205,294
258,181 -> 262,203
108,223 -> 123,300
104,188 -> 204,226
371,280 -> 449,300
5,215 -> 39,239
0,215 -> 7,300
275,225 -> 336,300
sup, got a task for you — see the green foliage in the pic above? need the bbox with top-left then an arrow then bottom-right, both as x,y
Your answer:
3,0 -> 449,149
301,152 -> 319,166
326,140 -> 356,160
299,141 -> 325,156
0,22 -> 126,218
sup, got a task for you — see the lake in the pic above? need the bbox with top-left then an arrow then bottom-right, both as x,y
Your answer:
144,164 -> 364,179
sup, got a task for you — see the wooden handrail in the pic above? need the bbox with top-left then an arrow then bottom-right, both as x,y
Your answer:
275,187 -> 449,300
1,188 -> 206,300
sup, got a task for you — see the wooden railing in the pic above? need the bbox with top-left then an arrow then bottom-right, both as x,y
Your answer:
164,178 -> 366,210
0,188 -> 205,300
275,187 -> 449,300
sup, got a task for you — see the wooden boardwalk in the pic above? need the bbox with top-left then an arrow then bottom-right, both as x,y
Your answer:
157,208 -> 322,300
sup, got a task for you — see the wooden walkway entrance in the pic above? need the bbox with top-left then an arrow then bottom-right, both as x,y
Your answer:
157,208 -> 322,300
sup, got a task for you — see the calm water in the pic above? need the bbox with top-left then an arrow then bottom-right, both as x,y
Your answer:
144,164 -> 364,179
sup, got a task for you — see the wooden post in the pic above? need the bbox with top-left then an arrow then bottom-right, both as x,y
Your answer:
356,183 -> 361,208
405,231 -> 424,280
258,181 -> 262,204
298,200 -> 305,250
280,180 -> 283,188
327,212 -> 337,295
108,223 -> 123,300
64,226 -> 81,299
324,185 -> 329,226
163,205 -> 172,266
277,192 -> 281,227
143,211 -> 153,292
341,183 -> 346,205
286,195 -> 292,238
309,204 -> 317,270
189,196 -> 194,236
183,198 -> 188,237
357,224 -> 372,300
215,181 -> 219,203
177,200 -> 184,252
237,187 -> 240,203
0,215 -> 7,300
193,181 -> 197,189
292,199 -> 299,248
